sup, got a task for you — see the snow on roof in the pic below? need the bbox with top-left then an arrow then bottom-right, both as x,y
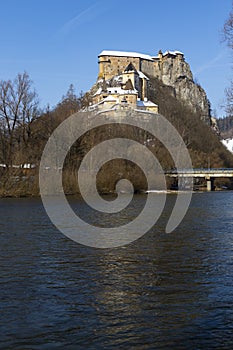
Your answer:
99,50 -> 184,61
108,87 -> 138,95
90,95 -> 118,108
94,86 -> 138,96
138,70 -> 149,80
99,50 -> 154,61
94,87 -> 102,96
163,50 -> 184,56
102,95 -> 118,102
137,100 -> 158,107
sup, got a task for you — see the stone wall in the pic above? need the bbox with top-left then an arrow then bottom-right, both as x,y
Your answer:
98,55 -> 141,79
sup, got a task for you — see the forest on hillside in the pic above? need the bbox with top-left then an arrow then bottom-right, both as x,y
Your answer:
217,115 -> 233,138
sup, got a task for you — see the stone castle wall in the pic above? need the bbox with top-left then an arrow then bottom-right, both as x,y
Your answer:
98,55 -> 141,79
98,51 -> 186,81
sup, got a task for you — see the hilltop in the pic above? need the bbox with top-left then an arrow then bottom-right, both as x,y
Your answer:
87,49 -> 233,169
1,49 -> 233,196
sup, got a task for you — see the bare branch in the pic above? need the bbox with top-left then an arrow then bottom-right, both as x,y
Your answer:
223,8 -> 233,49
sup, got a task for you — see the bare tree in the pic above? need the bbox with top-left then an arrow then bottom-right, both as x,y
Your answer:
79,90 -> 92,109
223,6 -> 233,49
56,84 -> 80,117
225,80 -> 233,115
0,72 -> 39,166
223,4 -> 233,114
0,119 -> 8,164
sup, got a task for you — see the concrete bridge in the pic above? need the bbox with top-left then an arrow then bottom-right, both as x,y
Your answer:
165,169 -> 233,191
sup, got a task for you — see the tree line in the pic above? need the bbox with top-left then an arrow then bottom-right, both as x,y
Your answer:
0,74 -> 91,169
217,115 -> 233,138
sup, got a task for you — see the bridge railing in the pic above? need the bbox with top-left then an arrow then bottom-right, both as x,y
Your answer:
165,168 -> 233,174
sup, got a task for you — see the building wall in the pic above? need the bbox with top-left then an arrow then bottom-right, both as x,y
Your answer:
98,53 -> 186,82
146,105 -> 158,113
98,55 -> 141,80
122,93 -> 137,106
122,71 -> 136,87
140,59 -> 155,77
93,92 -> 137,107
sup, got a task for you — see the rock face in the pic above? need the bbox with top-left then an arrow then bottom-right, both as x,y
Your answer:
97,50 -> 211,124
153,53 -> 211,124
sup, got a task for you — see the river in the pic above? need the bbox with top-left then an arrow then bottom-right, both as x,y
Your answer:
0,192 -> 233,349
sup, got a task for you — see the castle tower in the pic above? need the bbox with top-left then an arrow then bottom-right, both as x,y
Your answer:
98,55 -> 111,79
122,62 -> 139,89
98,56 -> 104,78
158,50 -> 163,61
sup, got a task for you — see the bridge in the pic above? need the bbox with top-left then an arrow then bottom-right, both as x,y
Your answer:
165,169 -> 233,191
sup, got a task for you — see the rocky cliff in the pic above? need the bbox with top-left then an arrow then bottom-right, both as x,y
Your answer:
151,52 -> 211,124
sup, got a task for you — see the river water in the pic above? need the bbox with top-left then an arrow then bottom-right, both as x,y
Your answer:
0,192 -> 233,349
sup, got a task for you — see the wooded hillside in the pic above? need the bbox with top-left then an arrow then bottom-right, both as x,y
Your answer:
1,75 -> 233,196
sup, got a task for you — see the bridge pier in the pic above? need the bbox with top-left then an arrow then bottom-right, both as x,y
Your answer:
206,177 -> 214,191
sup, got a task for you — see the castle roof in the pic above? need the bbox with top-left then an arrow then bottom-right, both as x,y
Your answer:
124,62 -> 138,73
99,50 -> 184,61
137,100 -> 158,108
138,70 -> 149,80
99,50 -> 154,61
163,50 -> 184,56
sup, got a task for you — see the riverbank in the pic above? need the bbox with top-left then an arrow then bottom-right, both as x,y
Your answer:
0,181 -> 232,198
1,169 -> 233,198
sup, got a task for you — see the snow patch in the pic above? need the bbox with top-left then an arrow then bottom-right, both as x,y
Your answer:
221,138 -> 233,153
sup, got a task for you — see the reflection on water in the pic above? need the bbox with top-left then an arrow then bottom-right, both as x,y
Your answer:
0,192 -> 233,349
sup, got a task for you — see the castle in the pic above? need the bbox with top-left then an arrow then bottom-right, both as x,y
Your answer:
89,49 -> 211,124
91,58 -> 158,112
90,50 -> 184,112
98,49 -> 185,81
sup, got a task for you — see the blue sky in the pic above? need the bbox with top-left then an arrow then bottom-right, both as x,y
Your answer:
0,0 -> 232,117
